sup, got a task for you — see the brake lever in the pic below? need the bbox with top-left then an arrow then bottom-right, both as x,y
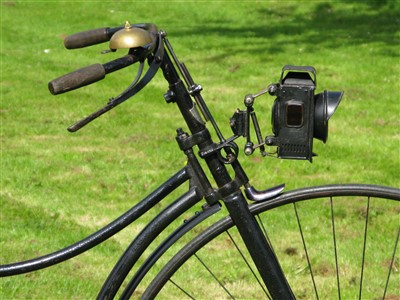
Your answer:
67,33 -> 164,132
67,60 -> 145,132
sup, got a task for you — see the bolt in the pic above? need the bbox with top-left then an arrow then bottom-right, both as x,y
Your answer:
176,128 -> 185,136
163,90 -> 175,103
160,30 -> 167,38
244,146 -> 253,156
265,136 -> 274,146
268,84 -> 277,96
244,95 -> 254,106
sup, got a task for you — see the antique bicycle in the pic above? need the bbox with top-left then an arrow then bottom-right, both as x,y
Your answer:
1,22 -> 399,299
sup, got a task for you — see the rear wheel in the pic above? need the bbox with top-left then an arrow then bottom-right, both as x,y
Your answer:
141,184 -> 400,299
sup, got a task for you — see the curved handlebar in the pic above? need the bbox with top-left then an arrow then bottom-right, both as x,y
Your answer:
48,23 -> 162,131
48,54 -> 142,95
63,23 -> 157,50
64,27 -> 124,49
49,23 -> 159,95
49,63 -> 105,95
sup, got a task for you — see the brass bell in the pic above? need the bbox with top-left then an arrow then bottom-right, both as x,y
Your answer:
109,21 -> 154,50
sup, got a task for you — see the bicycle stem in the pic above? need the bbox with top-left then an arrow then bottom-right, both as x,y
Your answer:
160,41 -> 295,299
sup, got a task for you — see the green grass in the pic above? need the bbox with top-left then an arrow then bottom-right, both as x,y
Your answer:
1,0 -> 399,299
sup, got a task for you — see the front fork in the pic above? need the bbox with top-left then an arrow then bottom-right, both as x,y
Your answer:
223,191 -> 295,299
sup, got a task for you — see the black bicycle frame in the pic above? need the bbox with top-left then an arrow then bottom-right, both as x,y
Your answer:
158,42 -> 295,299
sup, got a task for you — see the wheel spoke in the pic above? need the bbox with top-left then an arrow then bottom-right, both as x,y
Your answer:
194,253 -> 235,299
330,197 -> 341,300
225,230 -> 271,299
293,202 -> 319,300
168,279 -> 195,299
383,226 -> 400,299
359,196 -> 370,299
256,214 -> 276,255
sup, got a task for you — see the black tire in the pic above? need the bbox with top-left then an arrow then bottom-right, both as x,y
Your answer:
141,184 -> 400,299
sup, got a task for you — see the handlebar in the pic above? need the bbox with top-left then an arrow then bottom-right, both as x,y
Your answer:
49,23 -> 159,95
48,24 -> 164,131
49,63 -> 105,95
48,54 -> 143,95
64,27 -> 124,49
63,23 -> 157,50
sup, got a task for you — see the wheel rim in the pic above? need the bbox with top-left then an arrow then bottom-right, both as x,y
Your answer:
140,185 -> 399,299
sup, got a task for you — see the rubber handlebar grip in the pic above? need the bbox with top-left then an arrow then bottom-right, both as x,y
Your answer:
48,63 -> 106,95
64,28 -> 109,49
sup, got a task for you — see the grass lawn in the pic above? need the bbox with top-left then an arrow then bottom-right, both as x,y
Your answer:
1,0 -> 399,299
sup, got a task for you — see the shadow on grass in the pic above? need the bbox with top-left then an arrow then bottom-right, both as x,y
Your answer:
170,1 -> 399,60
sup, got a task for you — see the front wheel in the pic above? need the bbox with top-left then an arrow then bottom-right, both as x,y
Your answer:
142,184 -> 400,299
